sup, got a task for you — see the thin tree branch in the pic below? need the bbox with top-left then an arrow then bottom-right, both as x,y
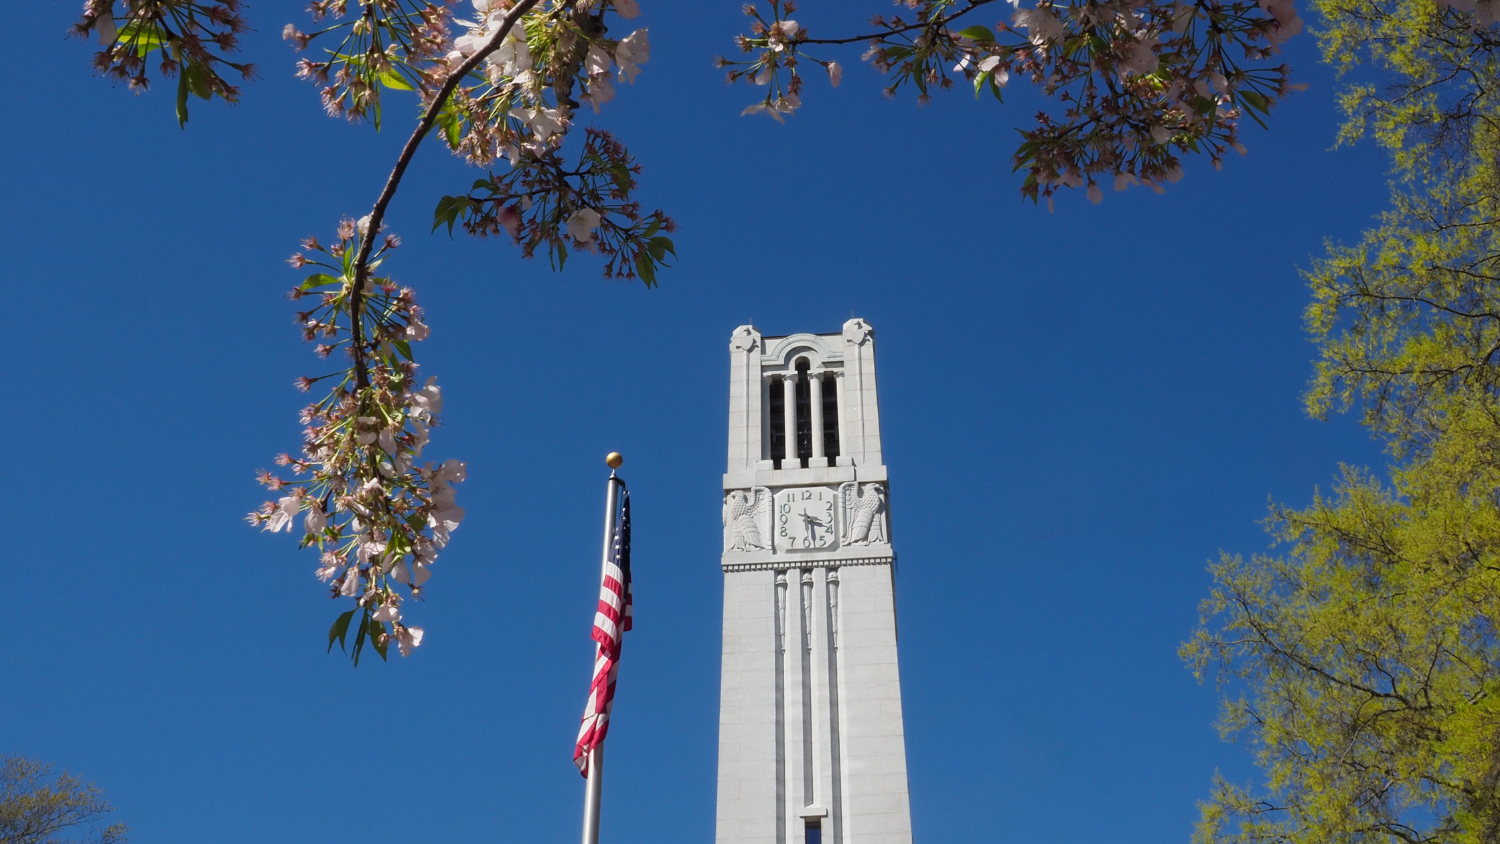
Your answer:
798,0 -> 998,46
348,0 -> 548,389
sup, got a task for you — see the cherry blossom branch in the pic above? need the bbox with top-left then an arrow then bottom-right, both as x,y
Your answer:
725,0 -> 1308,205
252,0 -> 670,665
348,0 -> 547,390
797,0 -> 998,45
74,0 -> 254,126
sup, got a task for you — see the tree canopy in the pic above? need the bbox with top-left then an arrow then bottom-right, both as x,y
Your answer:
0,756 -> 126,844
1183,1 -> 1500,842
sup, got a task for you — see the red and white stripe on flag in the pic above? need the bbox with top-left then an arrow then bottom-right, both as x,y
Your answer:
574,492 -> 631,775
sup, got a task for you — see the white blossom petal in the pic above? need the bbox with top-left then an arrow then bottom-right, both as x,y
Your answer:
97,13 -> 118,45
340,568 -> 361,597
566,208 -> 602,243
396,625 -> 424,656
266,496 -> 298,533
304,503 -> 327,535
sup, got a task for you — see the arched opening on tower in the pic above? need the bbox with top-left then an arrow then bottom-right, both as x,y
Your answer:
794,358 -> 813,468
769,377 -> 787,468
765,355 -> 842,470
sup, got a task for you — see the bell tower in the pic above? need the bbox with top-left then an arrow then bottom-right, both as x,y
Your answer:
717,319 -> 913,844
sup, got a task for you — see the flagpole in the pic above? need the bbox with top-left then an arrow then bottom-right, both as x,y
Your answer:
583,452 -> 623,844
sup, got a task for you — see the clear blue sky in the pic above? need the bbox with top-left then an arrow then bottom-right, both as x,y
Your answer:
4,3 -> 1389,842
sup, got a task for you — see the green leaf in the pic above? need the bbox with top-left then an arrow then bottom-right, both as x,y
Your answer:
184,62 -> 212,101
301,272 -> 339,290
1240,89 -> 1268,111
647,236 -> 675,263
328,609 -> 355,654
432,195 -> 467,236
176,71 -> 190,129
1013,140 -> 1039,167
634,251 -> 656,286
351,611 -> 369,667
441,110 -> 463,148
377,69 -> 415,91
394,339 -> 413,361
119,21 -> 167,53
957,25 -> 996,41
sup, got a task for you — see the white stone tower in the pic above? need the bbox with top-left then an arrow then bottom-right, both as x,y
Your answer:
716,319 -> 913,844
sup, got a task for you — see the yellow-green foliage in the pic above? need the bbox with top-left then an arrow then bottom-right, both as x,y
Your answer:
1184,5 -> 1500,844
1304,125 -> 1500,452
1314,0 -> 1500,178
1185,451 -> 1500,844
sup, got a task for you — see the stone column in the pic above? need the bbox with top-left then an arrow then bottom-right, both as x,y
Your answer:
760,375 -> 772,467
782,374 -> 799,466
808,369 -> 826,467
834,370 -> 848,465
808,567 -> 838,837
728,325 -> 763,473
783,568 -> 810,844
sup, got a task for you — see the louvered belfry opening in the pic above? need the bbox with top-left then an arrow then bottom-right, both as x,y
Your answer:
794,358 -> 813,468
769,376 -> 787,468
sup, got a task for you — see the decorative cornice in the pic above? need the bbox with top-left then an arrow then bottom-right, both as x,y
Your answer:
722,555 -> 895,573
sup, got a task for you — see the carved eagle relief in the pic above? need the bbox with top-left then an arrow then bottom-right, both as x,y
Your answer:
723,487 -> 770,552
839,482 -> 888,545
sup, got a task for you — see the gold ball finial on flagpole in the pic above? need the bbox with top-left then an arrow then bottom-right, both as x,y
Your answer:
605,452 -> 623,469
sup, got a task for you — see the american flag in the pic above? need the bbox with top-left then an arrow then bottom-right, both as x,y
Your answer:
574,490 -> 632,775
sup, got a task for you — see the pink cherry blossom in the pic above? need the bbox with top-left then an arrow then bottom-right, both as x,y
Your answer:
566,207 -> 602,243
395,625 -> 423,656
266,496 -> 298,533
616,29 -> 650,83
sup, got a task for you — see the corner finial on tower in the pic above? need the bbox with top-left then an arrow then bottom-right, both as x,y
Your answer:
730,325 -> 760,353
842,318 -> 873,346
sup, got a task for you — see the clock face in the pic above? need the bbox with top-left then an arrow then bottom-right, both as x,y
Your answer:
775,487 -> 836,551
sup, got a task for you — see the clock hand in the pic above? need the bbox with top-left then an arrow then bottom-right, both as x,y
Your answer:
801,509 -> 822,539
